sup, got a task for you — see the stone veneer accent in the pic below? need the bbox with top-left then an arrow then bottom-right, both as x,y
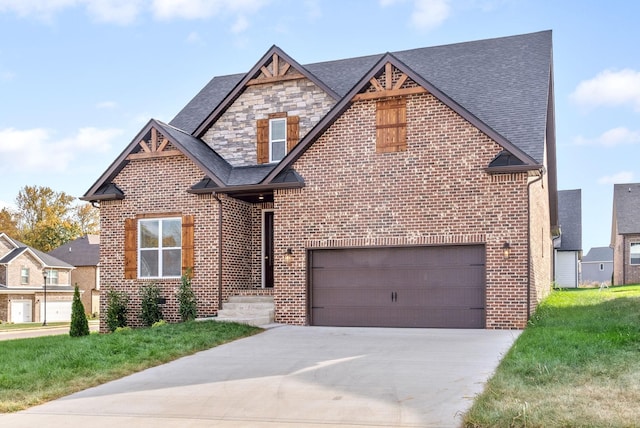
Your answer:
202,78 -> 336,166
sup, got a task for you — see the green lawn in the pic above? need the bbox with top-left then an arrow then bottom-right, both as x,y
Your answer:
0,320 -> 261,413
464,285 -> 640,427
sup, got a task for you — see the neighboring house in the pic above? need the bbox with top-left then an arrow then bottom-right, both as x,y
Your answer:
611,183 -> 640,285
48,234 -> 100,315
581,246 -> 613,285
554,189 -> 582,288
0,233 -> 74,323
83,30 -> 558,330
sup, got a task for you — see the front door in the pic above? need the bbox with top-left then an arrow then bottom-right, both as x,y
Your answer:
263,210 -> 274,288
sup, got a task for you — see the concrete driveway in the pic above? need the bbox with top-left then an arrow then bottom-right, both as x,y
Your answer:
1,325 -> 520,427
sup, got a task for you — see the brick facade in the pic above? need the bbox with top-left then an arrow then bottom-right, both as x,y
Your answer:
613,233 -> 640,285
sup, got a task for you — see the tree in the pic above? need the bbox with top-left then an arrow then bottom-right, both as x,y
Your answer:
0,208 -> 19,237
14,185 -> 81,251
178,270 -> 197,322
74,203 -> 100,235
69,284 -> 90,337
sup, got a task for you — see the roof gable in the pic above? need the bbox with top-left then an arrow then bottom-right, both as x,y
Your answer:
0,234 -> 73,269
612,183 -> 640,235
82,119 -> 232,201
48,234 -> 100,267
189,46 -> 340,138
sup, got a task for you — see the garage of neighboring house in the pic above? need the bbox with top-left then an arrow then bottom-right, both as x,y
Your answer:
309,245 -> 486,328
41,301 -> 73,323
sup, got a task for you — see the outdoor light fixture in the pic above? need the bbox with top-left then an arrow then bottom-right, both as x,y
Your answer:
502,242 -> 511,259
42,269 -> 48,326
284,248 -> 293,266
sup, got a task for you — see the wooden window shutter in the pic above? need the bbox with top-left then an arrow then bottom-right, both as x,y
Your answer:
287,115 -> 299,152
182,214 -> 194,275
376,97 -> 407,153
124,218 -> 137,279
256,119 -> 269,164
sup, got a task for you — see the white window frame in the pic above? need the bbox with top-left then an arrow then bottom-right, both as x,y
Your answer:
138,217 -> 182,279
269,117 -> 287,163
630,242 -> 640,265
20,267 -> 29,284
46,269 -> 58,285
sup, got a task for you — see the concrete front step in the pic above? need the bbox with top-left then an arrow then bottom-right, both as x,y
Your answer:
216,295 -> 275,326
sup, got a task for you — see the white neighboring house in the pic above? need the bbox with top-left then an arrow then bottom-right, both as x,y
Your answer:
581,246 -> 613,285
0,233 -> 74,323
554,189 -> 582,288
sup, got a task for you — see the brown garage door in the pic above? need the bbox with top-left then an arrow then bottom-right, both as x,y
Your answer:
310,245 -> 485,328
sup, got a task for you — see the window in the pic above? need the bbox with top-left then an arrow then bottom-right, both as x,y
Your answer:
269,118 -> 286,163
138,218 -> 182,278
21,267 -> 29,284
45,270 -> 58,285
630,243 -> 640,265
256,114 -> 299,164
376,97 -> 407,153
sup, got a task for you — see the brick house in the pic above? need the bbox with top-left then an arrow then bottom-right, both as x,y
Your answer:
48,234 -> 101,315
0,233 -> 75,323
83,30 -> 558,330
611,183 -> 640,285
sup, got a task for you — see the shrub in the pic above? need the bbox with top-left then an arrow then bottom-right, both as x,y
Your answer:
178,270 -> 197,322
106,290 -> 128,332
152,320 -> 167,328
114,326 -> 131,333
140,282 -> 163,327
69,284 -> 90,337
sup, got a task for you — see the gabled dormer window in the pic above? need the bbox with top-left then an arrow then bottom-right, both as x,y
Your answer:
257,113 -> 299,164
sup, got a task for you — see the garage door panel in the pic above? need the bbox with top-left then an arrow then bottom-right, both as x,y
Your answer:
311,245 -> 485,328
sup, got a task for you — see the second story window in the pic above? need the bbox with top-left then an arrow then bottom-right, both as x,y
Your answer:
269,117 -> 287,162
45,269 -> 59,285
257,113 -> 299,164
21,267 -> 29,284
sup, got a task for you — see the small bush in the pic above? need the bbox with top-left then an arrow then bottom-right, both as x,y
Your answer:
114,326 -> 132,333
152,320 -> 167,328
106,290 -> 128,332
69,284 -> 90,337
178,270 -> 197,322
140,282 -> 163,327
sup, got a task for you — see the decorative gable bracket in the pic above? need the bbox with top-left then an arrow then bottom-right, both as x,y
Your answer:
246,53 -> 305,86
127,127 -> 182,160
353,62 -> 427,102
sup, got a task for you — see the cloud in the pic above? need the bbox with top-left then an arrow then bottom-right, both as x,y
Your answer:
0,0 -> 269,27
571,69 -> 640,111
0,70 -> 15,81
304,0 -> 321,20
96,101 -> 117,109
186,31 -> 203,44
573,127 -> 640,147
379,0 -> 450,31
598,171 -> 635,185
0,127 -> 123,173
85,0 -> 144,25
231,15 -> 248,33
0,0 -> 79,21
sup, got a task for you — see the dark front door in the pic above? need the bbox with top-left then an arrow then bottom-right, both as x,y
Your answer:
263,211 -> 274,288
310,245 -> 486,328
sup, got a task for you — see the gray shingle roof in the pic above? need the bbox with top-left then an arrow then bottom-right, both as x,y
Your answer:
0,236 -> 74,269
582,246 -> 613,263
557,189 -> 582,251
48,234 -> 100,267
613,183 -> 640,234
170,31 -> 552,164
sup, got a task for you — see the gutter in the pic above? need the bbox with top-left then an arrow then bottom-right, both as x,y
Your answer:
526,168 -> 545,322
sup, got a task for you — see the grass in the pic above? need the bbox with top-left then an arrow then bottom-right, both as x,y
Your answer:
464,285 -> 640,427
0,320 -> 261,413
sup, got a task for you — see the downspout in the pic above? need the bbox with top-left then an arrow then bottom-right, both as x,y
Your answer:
526,168 -> 545,321
213,193 -> 223,311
